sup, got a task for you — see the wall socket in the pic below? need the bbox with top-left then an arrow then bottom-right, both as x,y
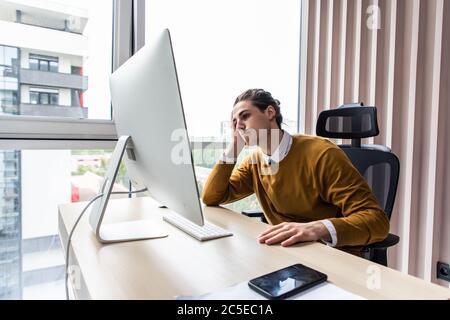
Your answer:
437,262 -> 450,282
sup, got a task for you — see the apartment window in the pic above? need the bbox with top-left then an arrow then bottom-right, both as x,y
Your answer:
0,91 -> 18,106
71,66 -> 82,76
29,88 -> 59,106
39,60 -> 48,72
29,55 -> 59,73
0,45 -> 19,115
49,61 -> 58,73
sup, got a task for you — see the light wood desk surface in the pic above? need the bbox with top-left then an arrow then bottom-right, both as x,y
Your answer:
58,197 -> 450,300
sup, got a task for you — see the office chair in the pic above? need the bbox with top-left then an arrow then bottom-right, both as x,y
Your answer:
316,103 -> 400,266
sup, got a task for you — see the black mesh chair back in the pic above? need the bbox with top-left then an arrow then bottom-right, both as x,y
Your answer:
316,103 -> 379,148
340,148 -> 399,219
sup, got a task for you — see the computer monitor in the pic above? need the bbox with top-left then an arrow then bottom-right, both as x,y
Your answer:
89,29 -> 230,244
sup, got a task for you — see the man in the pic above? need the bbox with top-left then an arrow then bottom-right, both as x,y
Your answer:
202,89 -> 389,255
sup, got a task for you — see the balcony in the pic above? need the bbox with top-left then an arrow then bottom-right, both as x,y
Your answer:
20,69 -> 88,90
20,104 -> 88,119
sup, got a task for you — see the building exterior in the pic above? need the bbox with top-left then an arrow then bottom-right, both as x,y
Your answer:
0,0 -> 89,299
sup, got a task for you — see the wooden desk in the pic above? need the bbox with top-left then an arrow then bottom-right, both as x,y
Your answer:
58,197 -> 450,300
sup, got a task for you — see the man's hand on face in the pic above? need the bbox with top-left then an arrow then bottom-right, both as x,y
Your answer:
225,112 -> 246,160
258,222 -> 332,247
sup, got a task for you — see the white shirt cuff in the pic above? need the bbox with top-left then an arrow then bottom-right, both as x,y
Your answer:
320,219 -> 338,247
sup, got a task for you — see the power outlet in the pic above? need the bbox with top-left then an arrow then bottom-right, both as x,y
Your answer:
437,262 -> 450,282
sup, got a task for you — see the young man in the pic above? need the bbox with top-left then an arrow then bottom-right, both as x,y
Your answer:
202,89 -> 389,255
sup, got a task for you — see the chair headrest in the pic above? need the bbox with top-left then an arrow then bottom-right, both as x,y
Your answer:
316,104 -> 380,139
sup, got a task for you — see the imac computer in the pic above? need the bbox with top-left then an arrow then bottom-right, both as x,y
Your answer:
88,29 -> 232,243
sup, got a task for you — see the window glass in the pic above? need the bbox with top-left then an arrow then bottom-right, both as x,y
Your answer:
0,0 -> 114,120
0,149 -> 130,299
39,93 -> 49,105
50,93 -> 59,105
146,0 -> 300,212
49,61 -> 58,73
29,92 -> 39,105
29,58 -> 39,71
39,60 -> 49,72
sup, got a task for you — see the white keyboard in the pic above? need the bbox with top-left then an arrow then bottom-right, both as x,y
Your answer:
163,214 -> 233,241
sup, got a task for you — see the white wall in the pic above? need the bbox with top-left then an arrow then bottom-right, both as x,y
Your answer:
21,150 -> 71,239
58,56 -> 71,74
20,50 -> 29,68
20,85 -> 29,103
59,88 -> 70,106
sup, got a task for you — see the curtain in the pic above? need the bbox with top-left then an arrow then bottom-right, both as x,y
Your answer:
299,0 -> 450,287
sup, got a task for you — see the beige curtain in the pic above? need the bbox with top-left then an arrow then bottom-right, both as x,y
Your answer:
299,0 -> 450,287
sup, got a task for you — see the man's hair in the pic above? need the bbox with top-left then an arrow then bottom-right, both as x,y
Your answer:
234,89 -> 283,129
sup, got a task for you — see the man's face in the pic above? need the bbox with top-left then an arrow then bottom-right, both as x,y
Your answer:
231,101 -> 273,146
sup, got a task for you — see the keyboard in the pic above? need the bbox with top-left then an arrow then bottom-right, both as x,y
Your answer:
163,214 -> 233,241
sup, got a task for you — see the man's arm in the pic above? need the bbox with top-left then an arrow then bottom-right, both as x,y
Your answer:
315,147 -> 390,247
202,155 -> 255,206
258,145 -> 389,248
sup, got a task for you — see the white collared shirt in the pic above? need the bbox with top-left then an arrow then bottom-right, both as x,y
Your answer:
222,130 -> 338,247
260,130 -> 293,165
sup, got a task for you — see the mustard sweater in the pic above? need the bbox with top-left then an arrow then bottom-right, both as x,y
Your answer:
202,135 -> 389,250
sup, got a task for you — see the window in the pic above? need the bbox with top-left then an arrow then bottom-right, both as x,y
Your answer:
39,59 -> 49,72
0,45 -> 19,115
49,61 -> 58,73
0,91 -> 18,106
146,0 -> 300,139
0,0 -> 114,120
146,0 -> 301,212
0,149 -> 129,300
29,88 -> 59,106
29,58 -> 38,71
0,0 -> 126,300
40,93 -> 49,105
29,92 -> 38,105
71,66 -> 82,76
50,93 -> 59,105
29,54 -> 59,73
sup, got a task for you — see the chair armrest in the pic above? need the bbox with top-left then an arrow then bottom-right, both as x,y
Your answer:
241,209 -> 264,218
364,233 -> 400,250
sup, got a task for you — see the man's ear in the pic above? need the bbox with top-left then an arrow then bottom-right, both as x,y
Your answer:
266,105 -> 276,121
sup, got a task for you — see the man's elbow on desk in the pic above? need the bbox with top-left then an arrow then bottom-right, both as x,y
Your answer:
201,192 -> 222,207
367,209 -> 390,245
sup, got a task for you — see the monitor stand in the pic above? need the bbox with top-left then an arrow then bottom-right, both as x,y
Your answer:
88,136 -> 168,244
